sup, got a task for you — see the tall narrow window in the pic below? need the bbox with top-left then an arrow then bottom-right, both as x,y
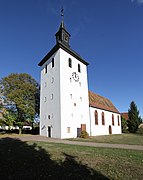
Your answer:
51,94 -> 53,100
78,64 -> 81,73
44,82 -> 47,87
69,58 -> 72,68
117,115 -> 120,126
70,94 -> 72,99
112,114 -> 114,126
95,110 -> 98,125
52,58 -> 54,68
45,64 -> 47,74
102,112 -> 105,125
51,77 -> 54,83
44,97 -> 47,102
67,127 -> 70,133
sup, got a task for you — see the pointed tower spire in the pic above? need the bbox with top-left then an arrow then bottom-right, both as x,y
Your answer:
55,7 -> 71,47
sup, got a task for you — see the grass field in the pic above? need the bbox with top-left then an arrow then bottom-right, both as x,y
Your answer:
0,137 -> 143,179
68,133 -> 143,145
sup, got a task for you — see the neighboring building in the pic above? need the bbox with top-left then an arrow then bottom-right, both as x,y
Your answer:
38,17 -> 121,139
121,113 -> 129,121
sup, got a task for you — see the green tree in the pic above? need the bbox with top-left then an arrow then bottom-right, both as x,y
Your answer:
0,97 -> 5,127
0,73 -> 40,134
138,116 -> 143,124
121,116 -> 128,132
128,101 -> 141,133
2,109 -> 17,130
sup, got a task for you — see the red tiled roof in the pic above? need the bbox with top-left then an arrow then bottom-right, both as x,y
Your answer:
121,113 -> 129,120
89,91 -> 119,113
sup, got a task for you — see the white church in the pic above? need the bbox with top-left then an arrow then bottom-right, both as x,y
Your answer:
38,17 -> 121,139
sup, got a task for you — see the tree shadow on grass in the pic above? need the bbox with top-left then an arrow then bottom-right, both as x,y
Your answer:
0,137 -> 109,180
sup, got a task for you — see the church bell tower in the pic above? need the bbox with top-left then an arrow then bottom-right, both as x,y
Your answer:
38,9 -> 90,139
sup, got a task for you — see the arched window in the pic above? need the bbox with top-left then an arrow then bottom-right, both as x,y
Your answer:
102,112 -> 105,125
44,97 -> 47,102
118,115 -> 120,126
112,114 -> 114,126
45,64 -> 47,74
69,58 -> 72,68
67,127 -> 70,133
51,77 -> 54,83
95,110 -> 98,125
51,94 -> 53,100
52,58 -> 54,68
78,64 -> 81,73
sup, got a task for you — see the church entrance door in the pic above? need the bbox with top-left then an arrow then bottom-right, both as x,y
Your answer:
48,126 -> 51,137
109,125 -> 112,134
77,128 -> 81,137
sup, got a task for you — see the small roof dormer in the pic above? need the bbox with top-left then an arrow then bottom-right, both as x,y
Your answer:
55,8 -> 71,47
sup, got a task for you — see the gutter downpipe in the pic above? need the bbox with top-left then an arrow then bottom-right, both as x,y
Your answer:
89,105 -> 92,136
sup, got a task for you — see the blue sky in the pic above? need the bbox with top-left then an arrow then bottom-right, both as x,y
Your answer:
0,0 -> 143,116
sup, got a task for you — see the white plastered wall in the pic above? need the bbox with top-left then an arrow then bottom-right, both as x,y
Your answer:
40,50 -> 61,138
59,48 -> 90,138
89,107 -> 122,136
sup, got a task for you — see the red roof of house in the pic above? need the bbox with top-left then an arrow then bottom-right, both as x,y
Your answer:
121,113 -> 129,120
89,91 -> 119,113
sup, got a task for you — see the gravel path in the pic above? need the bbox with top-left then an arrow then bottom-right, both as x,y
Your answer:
1,134 -> 143,151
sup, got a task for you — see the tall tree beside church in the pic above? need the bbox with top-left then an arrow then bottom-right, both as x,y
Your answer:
0,73 -> 40,133
128,101 -> 141,133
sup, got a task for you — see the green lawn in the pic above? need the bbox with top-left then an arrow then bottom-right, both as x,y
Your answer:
0,137 -> 143,179
68,133 -> 143,145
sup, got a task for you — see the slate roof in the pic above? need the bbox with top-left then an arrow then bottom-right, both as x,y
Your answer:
38,41 -> 89,66
89,91 -> 119,113
38,19 -> 89,66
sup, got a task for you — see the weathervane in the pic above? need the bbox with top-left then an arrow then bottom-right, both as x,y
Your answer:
61,6 -> 64,20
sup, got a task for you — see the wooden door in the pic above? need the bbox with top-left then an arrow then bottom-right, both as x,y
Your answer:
81,124 -> 86,131
109,125 -> 112,134
77,128 -> 81,137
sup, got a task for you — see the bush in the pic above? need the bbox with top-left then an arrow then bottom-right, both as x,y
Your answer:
80,130 -> 89,138
32,126 -> 39,135
122,128 -> 129,133
136,128 -> 143,135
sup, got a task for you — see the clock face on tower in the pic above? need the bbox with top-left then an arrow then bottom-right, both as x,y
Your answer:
72,72 -> 79,82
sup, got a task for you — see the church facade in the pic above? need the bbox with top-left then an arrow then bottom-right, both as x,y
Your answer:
38,19 -> 121,139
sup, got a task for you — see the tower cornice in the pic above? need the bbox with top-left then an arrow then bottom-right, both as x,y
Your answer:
38,42 -> 89,66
